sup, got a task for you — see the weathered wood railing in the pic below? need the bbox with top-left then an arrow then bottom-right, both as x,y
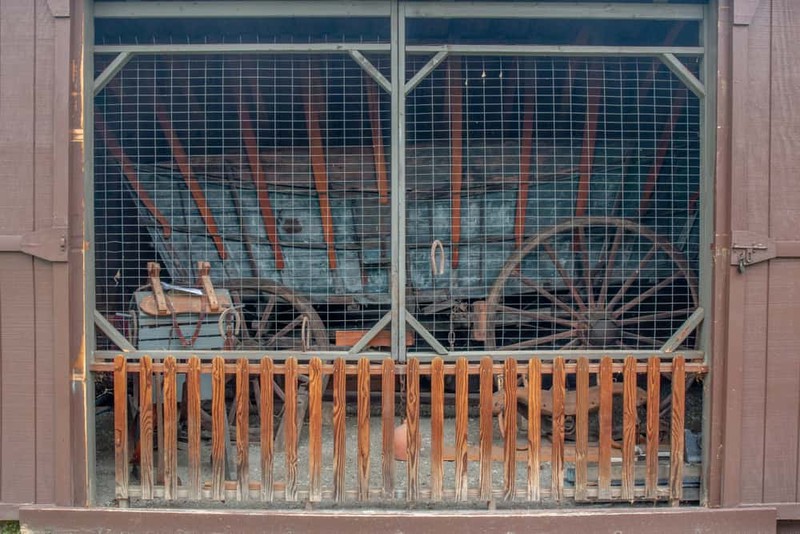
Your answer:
103,355 -> 703,505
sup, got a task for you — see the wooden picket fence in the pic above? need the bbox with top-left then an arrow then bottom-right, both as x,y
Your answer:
106,354 -> 702,505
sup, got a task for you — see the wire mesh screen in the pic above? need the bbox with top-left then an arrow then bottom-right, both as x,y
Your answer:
94,53 -> 392,353
405,55 -> 701,352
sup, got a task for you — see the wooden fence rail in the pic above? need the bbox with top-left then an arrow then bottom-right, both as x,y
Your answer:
108,354 -> 699,506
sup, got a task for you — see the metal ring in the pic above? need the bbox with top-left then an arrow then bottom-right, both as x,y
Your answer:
430,239 -> 445,276
301,314 -> 310,352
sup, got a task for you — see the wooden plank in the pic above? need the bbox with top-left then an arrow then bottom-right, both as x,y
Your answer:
448,56 -> 463,268
575,357 -> 589,501
335,329 -> 413,348
406,358 -> 421,501
357,358 -> 371,501
235,358 -> 250,501
455,357 -> 469,501
527,358 -> 541,501
163,357 -> 178,500
308,358 -> 323,502
670,356 -> 685,504
381,358 -> 395,497
365,74 -> 389,205
333,358 -> 347,502
622,356 -> 637,502
211,357 -> 226,501
598,356 -> 613,499
646,357 -> 661,499
303,66 -> 337,269
187,357 -> 201,500
139,356 -> 154,500
284,358 -> 298,501
430,357 -> 444,501
479,356 -> 493,501
260,358 -> 274,502
514,84 -> 535,248
503,359 -> 517,501
551,357 -> 565,501
113,356 -> 129,501
574,78 -> 600,217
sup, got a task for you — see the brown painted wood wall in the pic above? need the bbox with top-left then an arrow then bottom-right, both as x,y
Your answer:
716,0 -> 800,517
0,0 -> 74,518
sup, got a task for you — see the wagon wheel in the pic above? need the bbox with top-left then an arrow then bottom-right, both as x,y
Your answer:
486,217 -> 698,436
225,278 -> 329,351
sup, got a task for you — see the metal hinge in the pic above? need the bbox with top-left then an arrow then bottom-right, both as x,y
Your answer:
0,226 -> 68,262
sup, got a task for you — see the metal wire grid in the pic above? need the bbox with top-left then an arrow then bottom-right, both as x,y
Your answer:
405,55 -> 701,352
94,53 -> 392,352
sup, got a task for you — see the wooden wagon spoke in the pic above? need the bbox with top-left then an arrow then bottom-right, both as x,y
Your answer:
562,338 -> 582,349
542,242 -> 588,313
611,269 -> 685,319
596,225 -> 624,307
254,295 -> 277,340
606,243 -> 657,312
265,314 -> 305,348
575,226 -> 595,308
621,330 -> 663,346
495,304 -> 578,329
502,329 -> 578,350
615,306 -> 694,326
513,269 -> 577,317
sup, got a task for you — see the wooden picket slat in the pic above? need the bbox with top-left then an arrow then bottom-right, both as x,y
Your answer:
598,356 -> 613,500
284,358 -> 298,501
551,357 -> 565,501
381,358 -> 395,497
357,358 -> 371,501
622,356 -> 637,502
503,359 -> 517,501
113,356 -> 128,501
235,358 -> 250,501
333,358 -> 347,502
260,357 -> 274,502
211,357 -> 226,501
479,357 -> 493,501
646,356 -> 661,499
527,358 -> 541,501
308,357 -> 323,502
406,358 -> 421,501
670,356 -> 686,504
575,357 -> 589,501
187,357 -> 201,500
455,357 -> 469,501
163,357 -> 178,501
139,356 -> 154,500
430,357 -> 444,502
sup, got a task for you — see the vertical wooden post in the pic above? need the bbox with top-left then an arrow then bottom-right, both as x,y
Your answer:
503,359 -> 518,501
235,358 -> 250,501
211,357 -> 226,501
308,357 -> 323,502
514,87 -> 535,248
186,357 -> 201,500
455,357 -> 469,501
574,73 -> 601,218
163,357 -> 178,501
646,357 -> 662,499
598,356 -> 613,500
260,358 -> 274,502
406,358 -> 421,501
139,356 -> 154,500
448,57 -> 464,268
622,356 -> 637,502
527,358 -> 541,502
575,357 -> 589,501
430,357 -> 445,502
670,356 -> 686,505
284,358 -> 298,502
551,357 -> 565,501
358,358 -> 371,501
479,357 -> 493,501
365,75 -> 389,205
333,358 -> 347,502
381,358 -> 396,497
113,356 -> 128,503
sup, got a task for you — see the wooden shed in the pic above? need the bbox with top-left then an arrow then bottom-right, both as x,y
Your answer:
0,0 -> 797,532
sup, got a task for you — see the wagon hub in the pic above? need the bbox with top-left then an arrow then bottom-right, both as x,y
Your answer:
586,317 -> 622,347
